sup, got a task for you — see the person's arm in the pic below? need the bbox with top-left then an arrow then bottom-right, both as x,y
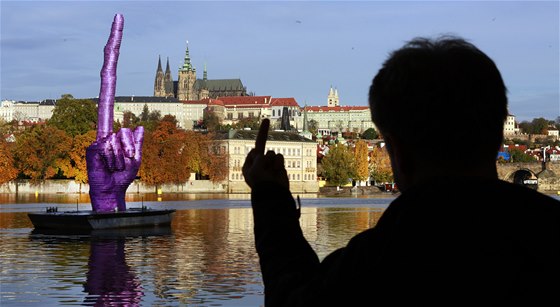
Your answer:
243,119 -> 322,306
251,180 -> 320,306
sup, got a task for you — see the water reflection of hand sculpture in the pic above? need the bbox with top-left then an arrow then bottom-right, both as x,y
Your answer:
86,13 -> 144,212
84,238 -> 144,306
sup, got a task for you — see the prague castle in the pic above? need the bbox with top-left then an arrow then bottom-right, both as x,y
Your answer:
154,43 -> 247,100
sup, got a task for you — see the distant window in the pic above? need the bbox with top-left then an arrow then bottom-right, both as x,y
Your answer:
238,112 -> 244,119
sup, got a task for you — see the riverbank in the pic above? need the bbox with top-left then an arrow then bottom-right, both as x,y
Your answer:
318,186 -> 397,197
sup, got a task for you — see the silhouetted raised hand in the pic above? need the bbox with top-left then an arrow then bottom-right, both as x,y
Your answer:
86,14 -> 144,212
242,119 -> 289,190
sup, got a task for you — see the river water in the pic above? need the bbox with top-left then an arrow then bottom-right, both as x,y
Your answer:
0,193 -> 393,306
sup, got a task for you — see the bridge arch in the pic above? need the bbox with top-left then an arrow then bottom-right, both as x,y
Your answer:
503,168 -> 538,189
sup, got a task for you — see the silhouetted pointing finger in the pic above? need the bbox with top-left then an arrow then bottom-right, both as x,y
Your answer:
255,119 -> 270,155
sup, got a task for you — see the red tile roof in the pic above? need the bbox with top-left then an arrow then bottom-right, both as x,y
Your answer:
270,97 -> 300,107
207,99 -> 224,106
218,96 -> 272,106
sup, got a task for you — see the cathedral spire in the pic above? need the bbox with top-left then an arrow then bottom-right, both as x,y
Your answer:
165,57 -> 171,74
154,55 -> 165,97
157,55 -> 163,72
164,57 -> 174,97
203,62 -> 208,81
180,40 -> 194,71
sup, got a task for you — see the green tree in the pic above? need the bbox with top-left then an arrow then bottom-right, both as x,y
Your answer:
321,144 -> 355,187
137,105 -> 162,132
354,140 -> 369,183
519,117 -> 554,135
13,125 -> 72,182
48,95 -> 97,136
308,119 -> 319,136
232,117 -> 259,130
361,128 -> 378,140
140,104 -> 150,122
509,148 -> 536,163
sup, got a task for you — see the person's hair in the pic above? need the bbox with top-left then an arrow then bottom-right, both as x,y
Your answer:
369,36 -> 508,166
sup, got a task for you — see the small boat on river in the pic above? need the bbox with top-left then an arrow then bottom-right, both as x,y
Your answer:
28,208 -> 176,230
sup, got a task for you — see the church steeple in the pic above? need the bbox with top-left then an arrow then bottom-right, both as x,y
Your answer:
203,62 -> 208,81
154,55 -> 165,97
177,40 -> 197,100
299,103 -> 313,139
157,55 -> 163,72
165,57 -> 171,74
180,41 -> 195,72
164,57 -> 174,97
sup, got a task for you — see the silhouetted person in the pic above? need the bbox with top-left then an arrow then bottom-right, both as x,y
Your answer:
243,36 -> 560,306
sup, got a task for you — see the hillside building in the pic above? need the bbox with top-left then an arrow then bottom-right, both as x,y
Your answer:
154,43 -> 247,101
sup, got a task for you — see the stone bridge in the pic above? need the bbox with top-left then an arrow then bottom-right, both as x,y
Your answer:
496,162 -> 560,193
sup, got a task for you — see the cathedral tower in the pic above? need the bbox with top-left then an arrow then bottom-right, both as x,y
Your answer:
177,42 -> 197,101
163,57 -> 174,97
154,56 -> 166,97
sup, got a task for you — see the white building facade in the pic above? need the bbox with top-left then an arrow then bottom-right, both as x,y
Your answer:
219,130 -> 318,193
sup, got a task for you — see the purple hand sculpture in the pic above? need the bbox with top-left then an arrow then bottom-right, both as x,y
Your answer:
86,14 -> 144,212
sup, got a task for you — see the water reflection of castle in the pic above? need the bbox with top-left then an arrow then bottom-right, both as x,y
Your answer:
154,43 -> 247,100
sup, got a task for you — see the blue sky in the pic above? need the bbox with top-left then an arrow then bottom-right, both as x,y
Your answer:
1,0 -> 558,121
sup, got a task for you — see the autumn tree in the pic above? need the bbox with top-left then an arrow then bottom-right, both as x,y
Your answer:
202,110 -> 222,132
321,144 -> 355,188
48,95 -> 97,136
199,136 -> 228,182
122,111 -> 139,128
354,140 -> 369,184
58,130 -> 96,184
140,120 -> 192,190
369,146 -> 393,184
12,125 -> 72,183
0,138 -> 17,184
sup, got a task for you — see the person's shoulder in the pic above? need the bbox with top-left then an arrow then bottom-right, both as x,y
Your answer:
494,180 -> 560,210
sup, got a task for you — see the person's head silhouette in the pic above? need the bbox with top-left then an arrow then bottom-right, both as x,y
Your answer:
369,36 -> 508,191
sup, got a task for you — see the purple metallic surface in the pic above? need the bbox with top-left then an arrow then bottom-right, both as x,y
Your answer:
86,14 -> 144,212
84,239 -> 143,305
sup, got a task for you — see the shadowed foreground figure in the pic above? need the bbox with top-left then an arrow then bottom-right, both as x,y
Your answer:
243,37 -> 560,306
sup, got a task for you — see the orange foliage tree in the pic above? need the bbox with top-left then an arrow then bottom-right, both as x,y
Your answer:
200,135 -> 228,182
0,138 -> 17,184
58,130 -> 97,184
140,120 -> 229,187
12,125 -> 72,183
354,140 -> 370,184
369,146 -> 393,184
140,121 -> 194,189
